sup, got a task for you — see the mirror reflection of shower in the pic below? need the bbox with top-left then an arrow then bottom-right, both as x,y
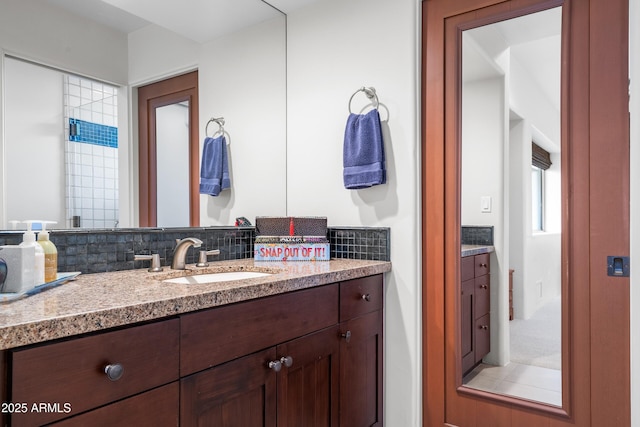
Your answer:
67,75 -> 120,229
460,7 -> 562,406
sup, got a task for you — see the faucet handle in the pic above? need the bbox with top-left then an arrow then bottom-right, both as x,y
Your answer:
196,249 -> 221,267
134,253 -> 163,272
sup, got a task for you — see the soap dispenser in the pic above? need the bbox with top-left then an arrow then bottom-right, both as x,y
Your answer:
37,221 -> 58,283
20,221 -> 45,285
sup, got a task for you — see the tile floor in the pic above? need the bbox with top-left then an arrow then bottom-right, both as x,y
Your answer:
463,362 -> 562,406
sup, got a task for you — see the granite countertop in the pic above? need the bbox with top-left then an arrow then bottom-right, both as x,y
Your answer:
0,258 -> 391,350
461,245 -> 495,257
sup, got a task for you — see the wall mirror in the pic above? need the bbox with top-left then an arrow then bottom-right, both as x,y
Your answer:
0,0 -> 286,230
459,6 -> 563,407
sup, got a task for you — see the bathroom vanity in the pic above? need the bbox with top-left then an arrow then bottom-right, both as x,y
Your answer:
461,246 -> 493,374
0,258 -> 390,426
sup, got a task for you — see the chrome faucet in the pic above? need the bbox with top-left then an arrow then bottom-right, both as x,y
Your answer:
172,237 -> 203,270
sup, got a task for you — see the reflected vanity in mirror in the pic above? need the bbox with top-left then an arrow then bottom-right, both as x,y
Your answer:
459,7 -> 562,406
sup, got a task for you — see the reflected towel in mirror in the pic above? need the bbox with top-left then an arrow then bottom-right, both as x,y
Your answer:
343,109 -> 386,189
199,135 -> 230,196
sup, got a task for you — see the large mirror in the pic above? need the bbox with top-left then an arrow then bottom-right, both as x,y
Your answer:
0,0 -> 287,230
459,7 -> 562,406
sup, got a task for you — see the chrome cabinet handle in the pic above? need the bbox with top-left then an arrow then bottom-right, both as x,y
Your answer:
268,356 -> 293,372
479,263 -> 488,268
104,363 -> 124,381
479,285 -> 488,289
361,294 -> 371,302
479,325 -> 488,330
341,330 -> 352,343
268,360 -> 282,372
280,356 -> 293,368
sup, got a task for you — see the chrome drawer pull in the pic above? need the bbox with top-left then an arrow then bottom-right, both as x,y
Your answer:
104,363 -> 124,381
479,285 -> 488,289
280,356 -> 293,368
268,356 -> 293,373
361,294 -> 371,302
341,330 -> 352,343
479,263 -> 488,268
268,360 -> 282,372
478,325 -> 488,330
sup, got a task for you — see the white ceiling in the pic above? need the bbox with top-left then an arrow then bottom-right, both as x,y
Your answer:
45,0 -> 321,43
463,7 -> 561,113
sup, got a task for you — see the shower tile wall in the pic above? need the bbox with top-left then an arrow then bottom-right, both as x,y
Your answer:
64,76 -> 119,229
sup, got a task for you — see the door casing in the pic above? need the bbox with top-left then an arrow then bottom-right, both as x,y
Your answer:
422,0 -> 630,425
138,71 -> 200,227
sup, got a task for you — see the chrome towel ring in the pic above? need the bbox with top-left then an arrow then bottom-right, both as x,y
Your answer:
348,86 -> 379,114
205,117 -> 225,137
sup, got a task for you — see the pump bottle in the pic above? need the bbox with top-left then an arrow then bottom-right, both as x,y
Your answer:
20,221 -> 45,285
37,221 -> 58,283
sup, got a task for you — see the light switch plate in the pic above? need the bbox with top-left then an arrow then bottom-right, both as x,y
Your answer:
481,196 -> 492,213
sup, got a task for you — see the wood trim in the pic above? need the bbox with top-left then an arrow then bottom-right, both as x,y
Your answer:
588,0 -> 630,423
422,0 -> 630,425
137,71 -> 200,227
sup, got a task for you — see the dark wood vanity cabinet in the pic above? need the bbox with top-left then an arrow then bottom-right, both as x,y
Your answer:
339,275 -> 383,427
181,275 -> 384,427
5,274 -> 383,426
461,253 -> 491,374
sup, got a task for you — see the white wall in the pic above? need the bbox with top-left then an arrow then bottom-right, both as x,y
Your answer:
629,0 -> 639,425
3,58 -> 66,227
198,17 -> 287,225
286,0 -> 420,424
0,0 -> 127,85
462,77 -> 509,365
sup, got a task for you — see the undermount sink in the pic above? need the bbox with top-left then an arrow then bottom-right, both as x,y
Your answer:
164,271 -> 273,285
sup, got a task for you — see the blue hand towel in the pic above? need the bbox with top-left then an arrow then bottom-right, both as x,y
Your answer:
199,135 -> 230,196
343,108 -> 386,189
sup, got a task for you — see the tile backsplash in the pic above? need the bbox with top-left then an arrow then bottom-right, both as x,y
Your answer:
461,225 -> 494,246
0,226 -> 390,275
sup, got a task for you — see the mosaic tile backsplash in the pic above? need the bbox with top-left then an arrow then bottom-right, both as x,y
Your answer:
0,226 -> 390,274
461,225 -> 494,246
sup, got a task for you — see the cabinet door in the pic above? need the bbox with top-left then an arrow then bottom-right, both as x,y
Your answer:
181,348 -> 277,427
461,278 -> 475,374
339,310 -> 383,427
277,326 -> 340,427
475,313 -> 491,364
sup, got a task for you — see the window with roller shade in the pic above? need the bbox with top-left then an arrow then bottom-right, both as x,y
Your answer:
532,142 -> 551,231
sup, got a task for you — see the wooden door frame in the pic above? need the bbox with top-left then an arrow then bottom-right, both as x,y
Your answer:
422,0 -> 630,425
138,71 -> 200,227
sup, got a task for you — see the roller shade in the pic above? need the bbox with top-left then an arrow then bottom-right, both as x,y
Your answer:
532,142 -> 552,170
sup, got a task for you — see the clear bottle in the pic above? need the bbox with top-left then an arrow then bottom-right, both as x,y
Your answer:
37,221 -> 58,283
20,221 -> 45,285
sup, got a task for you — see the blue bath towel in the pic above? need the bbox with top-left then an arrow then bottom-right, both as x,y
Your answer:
199,135 -> 230,196
343,109 -> 386,189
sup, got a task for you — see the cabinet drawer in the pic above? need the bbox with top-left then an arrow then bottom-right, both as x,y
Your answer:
340,275 -> 383,321
49,382 -> 179,427
474,275 -> 490,317
11,319 -> 179,427
461,256 -> 475,282
474,253 -> 490,277
180,284 -> 339,376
